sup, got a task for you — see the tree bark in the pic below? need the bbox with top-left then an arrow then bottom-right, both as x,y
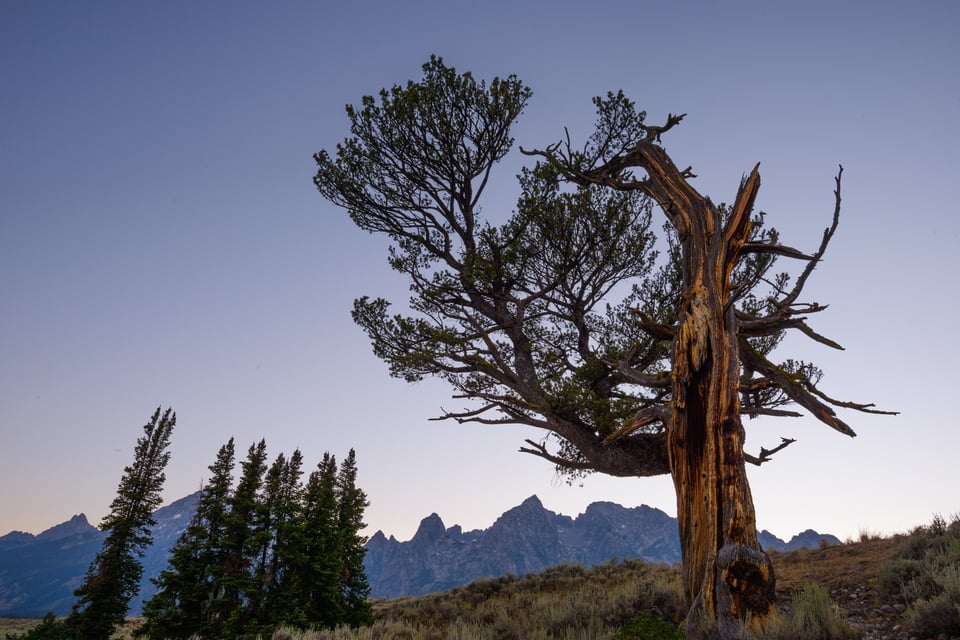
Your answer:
665,165 -> 775,638
670,256 -> 776,637
571,139 -> 776,637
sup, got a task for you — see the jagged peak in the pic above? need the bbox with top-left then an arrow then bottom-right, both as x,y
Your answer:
520,495 -> 544,508
487,495 -> 553,533
497,495 -> 546,519
412,512 -> 446,542
36,514 -> 97,542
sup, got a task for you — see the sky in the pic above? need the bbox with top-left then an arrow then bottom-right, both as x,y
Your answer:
2,1 -> 958,546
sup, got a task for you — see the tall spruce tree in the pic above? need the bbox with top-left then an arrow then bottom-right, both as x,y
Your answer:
247,450 -> 288,630
217,439 -> 268,638
137,438 -> 236,640
258,449 -> 307,629
138,441 -> 372,637
301,453 -> 343,628
68,407 -> 175,639
335,449 -> 372,626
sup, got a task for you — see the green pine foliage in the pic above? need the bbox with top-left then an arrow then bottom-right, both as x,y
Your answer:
253,449 -> 308,630
218,439 -> 269,638
138,438 -> 237,640
67,407 -> 176,640
301,453 -> 345,629
137,441 -> 372,639
335,450 -> 372,627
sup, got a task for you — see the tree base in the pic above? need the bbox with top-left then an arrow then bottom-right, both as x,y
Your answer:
684,543 -> 776,640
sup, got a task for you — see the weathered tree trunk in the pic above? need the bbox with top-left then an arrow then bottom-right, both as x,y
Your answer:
568,135 -> 777,636
665,165 -> 775,638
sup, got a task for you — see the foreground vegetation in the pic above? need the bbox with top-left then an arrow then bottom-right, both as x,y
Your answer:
5,513 -> 958,639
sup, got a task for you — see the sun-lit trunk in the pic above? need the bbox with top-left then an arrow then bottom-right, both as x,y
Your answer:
669,295 -> 776,637
667,182 -> 775,639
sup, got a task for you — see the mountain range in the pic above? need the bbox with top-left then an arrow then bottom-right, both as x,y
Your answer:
0,493 -> 839,616
0,493 -> 198,618
364,495 -> 841,599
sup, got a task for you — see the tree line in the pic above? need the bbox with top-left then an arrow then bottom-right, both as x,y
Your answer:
11,408 -> 372,640
137,439 -> 372,639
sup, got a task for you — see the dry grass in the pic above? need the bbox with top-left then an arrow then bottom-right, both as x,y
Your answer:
769,535 -> 899,598
0,616 -> 141,639
0,620 -> 38,638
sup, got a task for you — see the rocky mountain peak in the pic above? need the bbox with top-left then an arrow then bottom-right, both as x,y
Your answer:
411,513 -> 446,543
36,514 -> 97,542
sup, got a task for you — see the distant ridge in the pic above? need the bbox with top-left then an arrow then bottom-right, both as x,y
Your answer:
0,493 -> 840,615
0,493 -> 198,618
364,495 -> 841,599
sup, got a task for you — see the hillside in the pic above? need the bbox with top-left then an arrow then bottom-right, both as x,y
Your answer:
366,525 -> 955,640
1,517 -> 958,639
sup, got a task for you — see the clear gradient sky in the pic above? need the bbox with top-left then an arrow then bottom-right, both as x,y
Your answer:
2,1 -> 958,544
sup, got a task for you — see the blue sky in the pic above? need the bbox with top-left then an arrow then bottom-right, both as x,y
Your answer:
1,1 -> 957,544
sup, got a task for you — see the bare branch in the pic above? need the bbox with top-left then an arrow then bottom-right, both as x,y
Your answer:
520,439 -> 594,470
740,340 -> 856,437
738,242 -> 817,261
604,406 -> 671,443
738,314 -> 843,350
745,437 -> 796,466
779,165 -> 844,308
642,112 -> 687,143
806,384 -> 900,416
794,321 -> 845,350
740,407 -> 804,418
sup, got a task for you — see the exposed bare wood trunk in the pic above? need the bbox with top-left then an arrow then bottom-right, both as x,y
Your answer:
573,138 -> 777,637
665,164 -> 774,638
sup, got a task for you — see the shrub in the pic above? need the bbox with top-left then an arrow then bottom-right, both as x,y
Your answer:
876,557 -> 925,597
612,612 -> 684,640
876,513 -> 960,638
905,582 -> 960,638
744,583 -> 858,640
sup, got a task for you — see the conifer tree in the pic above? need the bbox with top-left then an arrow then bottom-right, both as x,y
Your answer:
216,439 -> 267,638
247,450 -> 287,629
301,453 -> 343,628
68,407 -> 175,639
259,449 -> 307,629
137,438 -> 236,640
138,441 -> 373,637
335,449 -> 373,626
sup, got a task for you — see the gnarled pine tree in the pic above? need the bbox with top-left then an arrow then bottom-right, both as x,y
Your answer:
314,58 -> 893,638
